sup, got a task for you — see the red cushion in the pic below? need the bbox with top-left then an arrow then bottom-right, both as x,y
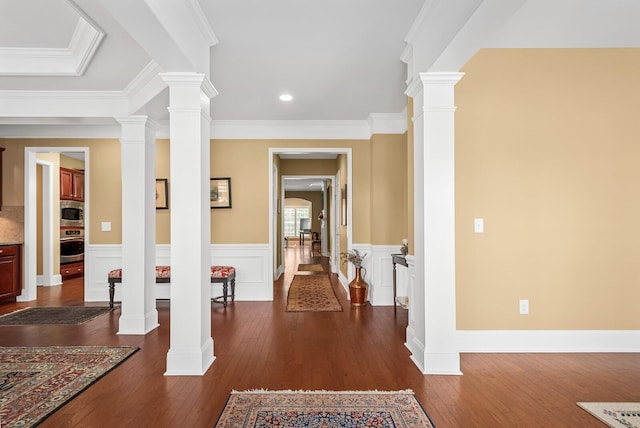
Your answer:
211,266 -> 235,278
109,266 -> 234,280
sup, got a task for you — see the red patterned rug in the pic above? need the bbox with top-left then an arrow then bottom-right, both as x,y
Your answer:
0,346 -> 138,427
215,390 -> 435,427
285,274 -> 342,312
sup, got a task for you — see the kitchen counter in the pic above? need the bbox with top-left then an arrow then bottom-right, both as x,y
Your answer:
0,242 -> 24,246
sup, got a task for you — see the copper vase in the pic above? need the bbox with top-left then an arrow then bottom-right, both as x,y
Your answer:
349,267 -> 368,307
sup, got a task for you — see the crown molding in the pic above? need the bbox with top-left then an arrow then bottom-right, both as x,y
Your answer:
209,120 -> 371,140
0,90 -> 128,117
368,112 -> 407,135
0,13 -> 104,76
186,0 -> 219,47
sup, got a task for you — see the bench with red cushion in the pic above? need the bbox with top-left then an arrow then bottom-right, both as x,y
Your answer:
107,265 -> 236,309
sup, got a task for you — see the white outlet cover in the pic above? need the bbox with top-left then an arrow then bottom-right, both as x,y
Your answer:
519,299 -> 529,315
101,222 -> 111,232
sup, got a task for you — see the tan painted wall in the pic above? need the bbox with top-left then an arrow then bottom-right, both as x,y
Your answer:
370,134 -> 408,245
0,139 -> 121,245
338,154 -> 349,276
280,158 -> 338,176
155,139 -> 171,244
456,48 -> 640,330
211,139 -> 372,244
35,152 -> 62,274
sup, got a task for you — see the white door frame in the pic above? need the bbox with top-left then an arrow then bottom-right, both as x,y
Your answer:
35,159 -> 57,287
268,148 -> 352,287
22,147 -> 89,301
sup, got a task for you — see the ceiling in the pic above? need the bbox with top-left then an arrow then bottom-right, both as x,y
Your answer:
1,0 -> 639,135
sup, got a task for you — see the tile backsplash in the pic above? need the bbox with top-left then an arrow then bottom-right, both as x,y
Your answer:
0,206 -> 24,243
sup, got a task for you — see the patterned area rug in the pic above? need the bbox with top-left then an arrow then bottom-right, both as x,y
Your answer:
215,390 -> 435,427
0,307 -> 111,325
297,263 -> 325,272
0,346 -> 138,427
578,402 -> 640,428
286,274 -> 342,312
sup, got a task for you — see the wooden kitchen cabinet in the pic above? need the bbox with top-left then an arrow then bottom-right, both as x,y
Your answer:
0,244 -> 22,301
60,167 -> 85,201
61,261 -> 84,279
0,147 -> 4,210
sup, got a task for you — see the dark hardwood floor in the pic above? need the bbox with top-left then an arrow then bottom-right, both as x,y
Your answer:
1,246 -> 638,427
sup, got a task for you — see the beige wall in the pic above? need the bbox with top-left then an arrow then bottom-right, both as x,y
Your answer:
370,134 -> 408,245
456,48 -> 640,330
0,139 -> 121,245
155,139 -> 171,244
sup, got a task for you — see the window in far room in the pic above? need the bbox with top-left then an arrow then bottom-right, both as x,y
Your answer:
283,200 -> 311,237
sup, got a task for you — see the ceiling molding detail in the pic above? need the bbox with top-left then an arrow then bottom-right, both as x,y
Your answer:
125,61 -> 168,114
0,14 -> 104,76
368,112 -> 407,135
0,90 -> 128,117
209,120 -> 372,140
186,0 -> 219,47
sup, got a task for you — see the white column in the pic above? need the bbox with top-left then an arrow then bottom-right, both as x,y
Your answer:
406,72 -> 463,375
117,116 -> 159,335
161,72 -> 218,376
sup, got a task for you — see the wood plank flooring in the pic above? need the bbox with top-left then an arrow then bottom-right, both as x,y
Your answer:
1,245 -> 639,427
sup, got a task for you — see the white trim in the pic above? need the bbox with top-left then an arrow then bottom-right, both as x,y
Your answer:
212,120 -> 370,140
367,112 -> 408,135
269,148 -> 353,292
458,330 -> 640,353
85,243 -> 272,303
0,13 -> 104,76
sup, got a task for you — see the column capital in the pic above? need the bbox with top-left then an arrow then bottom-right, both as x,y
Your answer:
116,115 -> 161,144
159,72 -> 218,99
406,72 -> 464,98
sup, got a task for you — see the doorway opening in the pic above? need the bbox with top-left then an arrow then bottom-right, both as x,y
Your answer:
23,147 -> 89,302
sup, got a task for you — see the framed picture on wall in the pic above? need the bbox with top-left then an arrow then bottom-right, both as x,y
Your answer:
210,177 -> 232,209
156,178 -> 168,209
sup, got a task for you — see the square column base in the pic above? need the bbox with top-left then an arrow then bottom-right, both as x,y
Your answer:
165,337 -> 215,376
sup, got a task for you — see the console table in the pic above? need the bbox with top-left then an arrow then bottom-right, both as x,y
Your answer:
391,253 -> 408,314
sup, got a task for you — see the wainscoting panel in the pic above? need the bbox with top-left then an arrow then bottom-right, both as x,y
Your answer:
347,244 -> 412,307
85,244 -> 272,303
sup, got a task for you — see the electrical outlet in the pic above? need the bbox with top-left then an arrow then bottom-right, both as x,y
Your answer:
101,222 -> 111,232
519,299 -> 529,315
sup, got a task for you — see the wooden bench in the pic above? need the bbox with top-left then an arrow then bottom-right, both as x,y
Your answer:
107,265 -> 236,309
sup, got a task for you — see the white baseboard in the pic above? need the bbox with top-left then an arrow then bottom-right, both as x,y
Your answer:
457,330 -> 640,353
85,243 -> 272,303
37,274 -> 62,287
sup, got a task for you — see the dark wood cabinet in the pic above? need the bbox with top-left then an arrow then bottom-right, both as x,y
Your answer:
0,147 -> 4,210
61,261 -> 84,279
0,244 -> 22,301
60,167 -> 84,201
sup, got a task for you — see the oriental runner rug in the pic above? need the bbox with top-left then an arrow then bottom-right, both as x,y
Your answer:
578,402 -> 640,428
297,263 -> 325,272
285,274 -> 342,312
0,306 -> 111,325
215,390 -> 435,427
0,346 -> 138,427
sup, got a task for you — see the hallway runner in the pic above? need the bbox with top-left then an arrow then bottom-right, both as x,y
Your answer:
297,263 -> 325,272
215,390 -> 435,427
285,274 -> 342,312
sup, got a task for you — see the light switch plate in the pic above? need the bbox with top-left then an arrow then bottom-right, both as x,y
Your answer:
101,222 -> 111,232
474,218 -> 484,233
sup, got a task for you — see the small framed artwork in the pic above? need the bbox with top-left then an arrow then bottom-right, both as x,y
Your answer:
156,179 -> 168,209
210,177 -> 232,209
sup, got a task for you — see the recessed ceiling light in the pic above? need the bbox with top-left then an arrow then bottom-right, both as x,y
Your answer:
279,94 -> 293,102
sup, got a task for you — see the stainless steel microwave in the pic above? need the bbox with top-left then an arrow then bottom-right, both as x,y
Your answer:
60,200 -> 84,228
